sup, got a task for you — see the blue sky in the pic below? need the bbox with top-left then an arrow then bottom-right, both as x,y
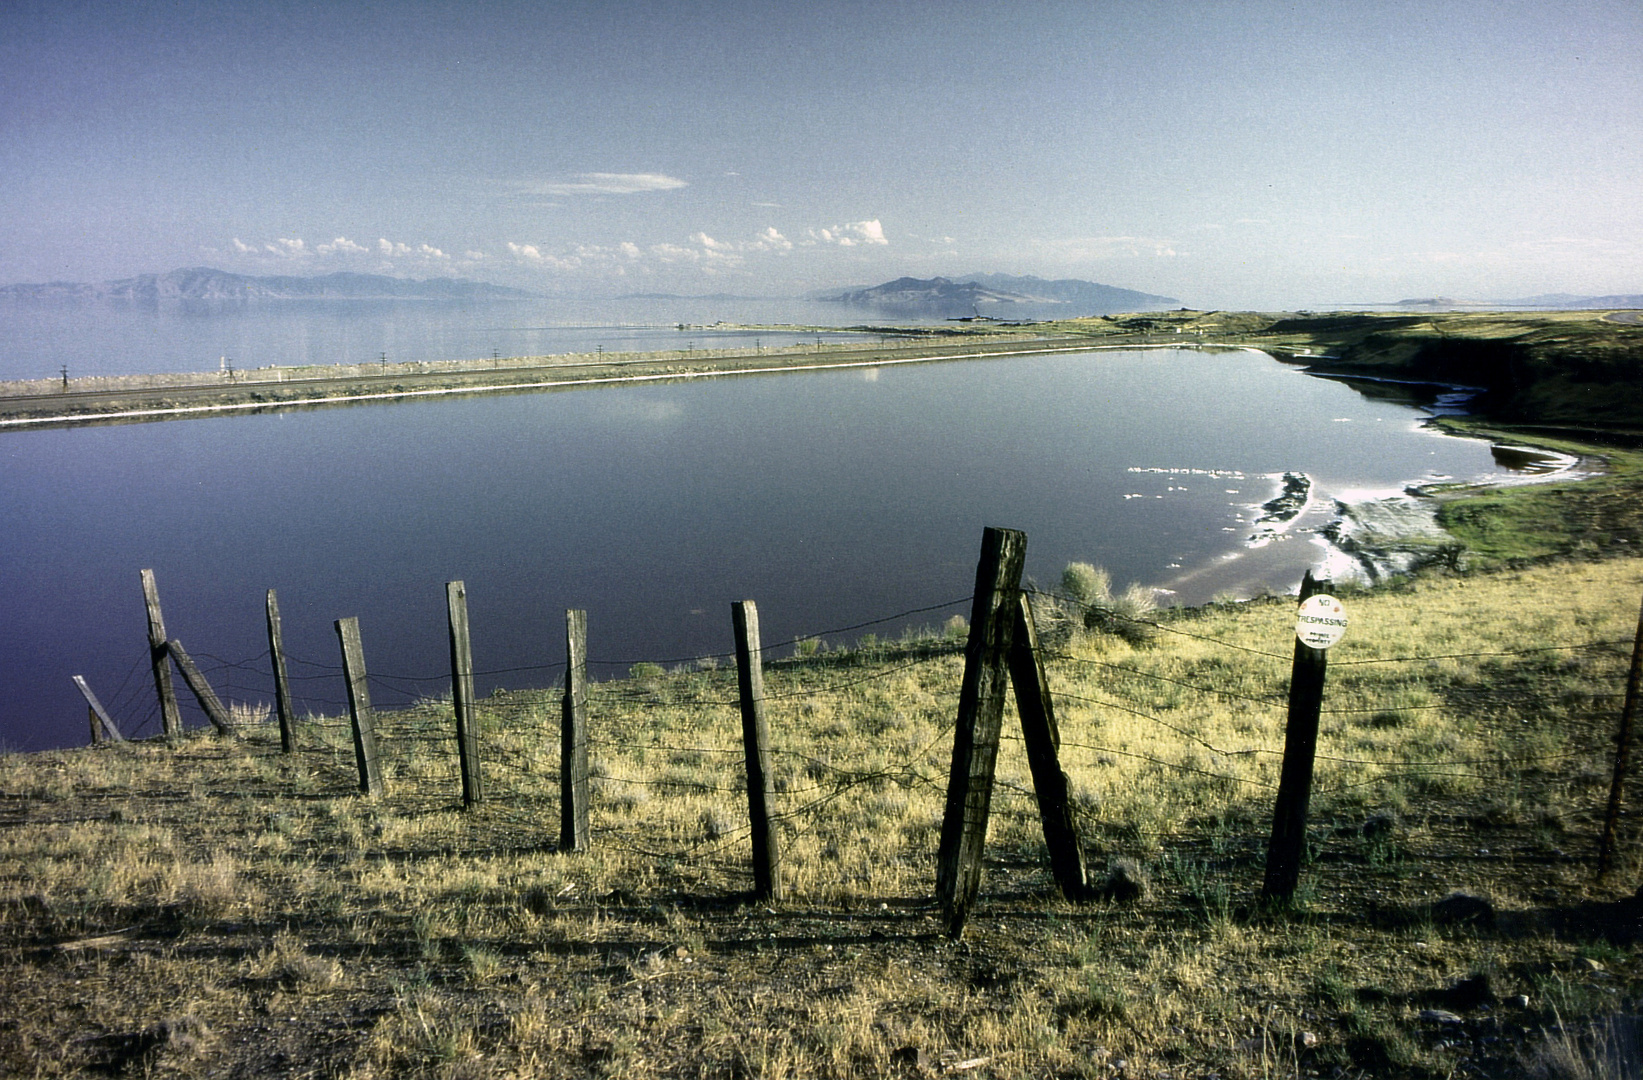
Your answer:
3,0 -> 1640,308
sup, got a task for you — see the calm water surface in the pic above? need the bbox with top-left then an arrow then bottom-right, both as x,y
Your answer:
2,347 -> 1524,750
0,297 -> 940,381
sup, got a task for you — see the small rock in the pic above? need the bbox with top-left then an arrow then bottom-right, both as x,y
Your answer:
1578,957 -> 1606,973
1299,1031 -> 1319,1048
1361,813 -> 1396,840
1094,859 -> 1149,903
93,1015 -> 211,1073
1437,972 -> 1494,1010
1430,891 -> 1495,928
1419,1009 -> 1465,1025
889,1045 -> 929,1074
1511,994 -> 1531,1009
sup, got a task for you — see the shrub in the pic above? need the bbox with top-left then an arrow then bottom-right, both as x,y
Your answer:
1051,561 -> 1157,646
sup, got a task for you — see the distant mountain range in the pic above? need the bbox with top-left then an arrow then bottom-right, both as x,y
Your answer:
815,274 -> 1179,316
0,267 -> 539,302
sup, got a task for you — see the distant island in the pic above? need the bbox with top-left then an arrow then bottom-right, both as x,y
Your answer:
0,267 -> 539,303
1384,293 -> 1643,310
817,274 -> 1179,316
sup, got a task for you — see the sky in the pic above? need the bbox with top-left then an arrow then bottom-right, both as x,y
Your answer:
3,0 -> 1640,309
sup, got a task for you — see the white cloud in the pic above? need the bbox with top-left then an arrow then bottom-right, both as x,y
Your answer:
317,236 -> 368,256
268,238 -> 307,257
463,250 -> 486,261
751,227 -> 792,253
507,241 -> 584,271
649,242 -> 701,264
522,172 -> 688,197
232,237 -> 257,254
805,219 -> 889,247
418,244 -> 450,260
692,232 -> 738,254
379,238 -> 413,258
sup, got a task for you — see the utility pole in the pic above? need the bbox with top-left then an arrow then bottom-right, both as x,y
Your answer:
60,365 -> 68,391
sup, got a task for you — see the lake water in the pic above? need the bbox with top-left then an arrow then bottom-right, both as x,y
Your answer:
0,296 -> 962,382
1,324 -> 1542,752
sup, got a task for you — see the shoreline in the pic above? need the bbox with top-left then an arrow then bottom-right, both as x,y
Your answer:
0,336 -> 1094,428
1155,424 -> 1601,604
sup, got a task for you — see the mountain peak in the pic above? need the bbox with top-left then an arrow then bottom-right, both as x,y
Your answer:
818,274 -> 1179,316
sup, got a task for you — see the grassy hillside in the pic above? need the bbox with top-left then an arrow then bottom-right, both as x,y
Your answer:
4,558 -> 1640,1078
1034,309 -> 1643,435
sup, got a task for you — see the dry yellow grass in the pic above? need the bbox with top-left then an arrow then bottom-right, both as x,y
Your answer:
2,557 -> 1640,1078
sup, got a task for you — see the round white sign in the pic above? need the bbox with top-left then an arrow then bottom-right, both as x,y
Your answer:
1295,594 -> 1348,649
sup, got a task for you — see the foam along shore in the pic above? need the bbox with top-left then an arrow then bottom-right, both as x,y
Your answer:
1157,440 -> 1594,602
1319,443 -> 1592,586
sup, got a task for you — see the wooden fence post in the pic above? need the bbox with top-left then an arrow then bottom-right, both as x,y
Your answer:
266,590 -> 295,753
936,526 -> 1028,937
73,676 -> 125,744
1008,592 -> 1090,901
1597,594 -> 1643,879
1262,571 -> 1331,905
140,569 -> 182,740
732,600 -> 784,900
561,609 -> 590,852
168,640 -> 236,734
446,581 -> 483,807
335,617 -> 382,795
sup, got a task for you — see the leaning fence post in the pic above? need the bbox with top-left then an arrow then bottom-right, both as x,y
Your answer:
732,600 -> 784,900
561,609 -> 590,852
266,590 -> 295,753
140,569 -> 182,740
936,526 -> 1029,937
1262,571 -> 1332,905
335,617 -> 382,796
446,581 -> 483,807
1597,594 -> 1643,880
168,639 -> 236,734
73,676 -> 125,744
1008,592 -> 1090,901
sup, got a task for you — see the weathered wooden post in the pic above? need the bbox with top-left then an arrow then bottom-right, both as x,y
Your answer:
1597,593 -> 1643,880
335,617 -> 382,796
936,526 -> 1028,937
732,600 -> 784,900
1261,571 -> 1339,905
446,581 -> 483,807
168,640 -> 236,734
73,676 -> 125,744
1008,592 -> 1090,901
140,569 -> 182,740
561,609 -> 590,852
266,590 -> 295,753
